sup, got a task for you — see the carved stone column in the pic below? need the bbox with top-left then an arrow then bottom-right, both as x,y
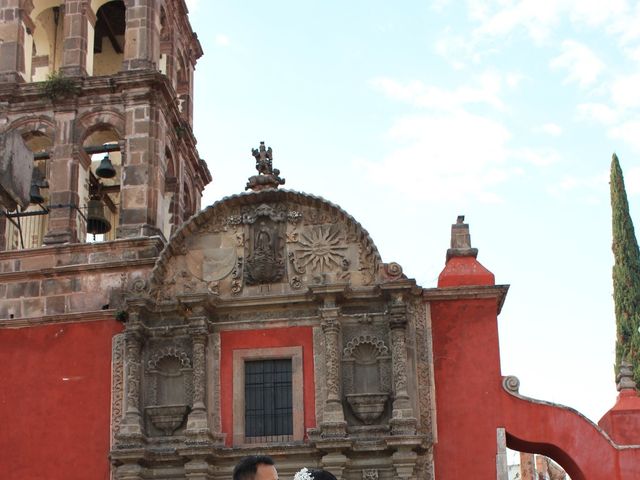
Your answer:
187,318 -> 209,434
117,321 -> 144,440
388,298 -> 417,435
320,301 -> 347,438
186,312 -> 212,441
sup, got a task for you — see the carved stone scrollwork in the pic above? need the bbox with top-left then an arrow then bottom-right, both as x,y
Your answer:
320,306 -> 347,437
111,334 -> 125,445
125,331 -> 143,413
343,335 -> 389,358
388,299 -> 417,435
363,469 -> 379,480
322,316 -> 341,400
147,347 -> 192,370
186,322 -> 211,439
117,326 -> 145,441
231,256 -> 244,295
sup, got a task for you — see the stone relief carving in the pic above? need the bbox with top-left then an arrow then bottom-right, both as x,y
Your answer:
293,225 -> 348,272
245,217 -> 285,285
111,334 -> 125,445
359,243 -> 378,285
362,470 -> 379,480
410,300 -> 434,436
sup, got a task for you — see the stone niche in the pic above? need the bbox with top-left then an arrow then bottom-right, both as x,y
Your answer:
342,319 -> 393,429
143,341 -> 193,437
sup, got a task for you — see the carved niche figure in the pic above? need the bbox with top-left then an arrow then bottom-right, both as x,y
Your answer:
245,217 -> 285,285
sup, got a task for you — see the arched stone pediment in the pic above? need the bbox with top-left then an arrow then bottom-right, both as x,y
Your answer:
149,189 -> 404,301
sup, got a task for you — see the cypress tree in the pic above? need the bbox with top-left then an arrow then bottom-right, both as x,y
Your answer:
611,153 -> 640,387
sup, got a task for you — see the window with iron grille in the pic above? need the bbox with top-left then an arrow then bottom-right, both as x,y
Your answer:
244,359 -> 293,442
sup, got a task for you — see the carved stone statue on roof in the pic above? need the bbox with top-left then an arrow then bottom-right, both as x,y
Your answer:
246,141 -> 285,191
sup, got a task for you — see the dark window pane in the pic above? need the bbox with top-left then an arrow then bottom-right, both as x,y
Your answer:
245,359 -> 293,440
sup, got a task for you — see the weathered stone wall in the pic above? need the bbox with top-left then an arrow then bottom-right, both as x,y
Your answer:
0,71 -> 211,248
0,236 -> 162,322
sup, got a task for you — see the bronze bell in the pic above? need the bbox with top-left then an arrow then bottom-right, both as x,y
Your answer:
95,154 -> 116,178
86,198 -> 111,235
29,182 -> 44,204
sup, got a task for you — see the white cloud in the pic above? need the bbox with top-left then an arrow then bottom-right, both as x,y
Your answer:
611,73 -> 640,110
549,40 -> 604,88
576,103 -> 618,125
535,123 -> 563,137
370,72 -> 505,111
356,110 -> 513,203
505,72 -> 525,89
548,171 -> 608,197
609,121 -> 640,152
470,0 -> 561,43
517,148 -> 561,167
215,34 -> 231,47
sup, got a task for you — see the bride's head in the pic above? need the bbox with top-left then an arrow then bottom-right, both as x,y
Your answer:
293,467 -> 337,480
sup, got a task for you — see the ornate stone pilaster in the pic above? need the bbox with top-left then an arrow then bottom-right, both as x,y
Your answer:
320,301 -> 347,437
186,312 -> 212,440
117,321 -> 144,440
388,298 -> 417,435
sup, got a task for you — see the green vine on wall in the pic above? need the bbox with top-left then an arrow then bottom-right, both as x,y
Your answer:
40,71 -> 79,100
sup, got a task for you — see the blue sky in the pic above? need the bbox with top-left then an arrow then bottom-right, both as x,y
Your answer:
186,1 -> 640,422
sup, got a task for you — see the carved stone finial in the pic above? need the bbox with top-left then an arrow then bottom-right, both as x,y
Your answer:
246,141 -> 285,191
446,214 -> 478,261
617,360 -> 637,391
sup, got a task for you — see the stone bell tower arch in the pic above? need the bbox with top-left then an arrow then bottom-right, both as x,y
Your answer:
0,0 -> 210,249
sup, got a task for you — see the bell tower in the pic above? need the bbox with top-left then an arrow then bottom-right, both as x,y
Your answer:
0,0 -> 210,249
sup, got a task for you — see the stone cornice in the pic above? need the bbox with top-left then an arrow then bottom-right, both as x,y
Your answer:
422,284 -> 509,314
0,237 -> 164,281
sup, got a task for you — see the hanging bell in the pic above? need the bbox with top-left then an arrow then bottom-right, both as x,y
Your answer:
86,198 -> 111,235
29,182 -> 44,204
95,154 -> 116,178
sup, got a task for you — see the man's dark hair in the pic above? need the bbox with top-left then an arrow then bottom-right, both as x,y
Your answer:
233,455 -> 275,480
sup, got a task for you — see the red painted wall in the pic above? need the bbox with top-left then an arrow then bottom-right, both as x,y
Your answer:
431,253 -> 640,480
219,327 -> 316,446
0,320 -> 122,480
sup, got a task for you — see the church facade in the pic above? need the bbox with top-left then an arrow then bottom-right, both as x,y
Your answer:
1,2 -> 640,480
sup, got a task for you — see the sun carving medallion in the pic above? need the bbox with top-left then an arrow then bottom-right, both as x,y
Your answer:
294,225 -> 348,272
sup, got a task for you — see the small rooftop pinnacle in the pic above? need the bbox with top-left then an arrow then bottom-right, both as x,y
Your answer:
245,141 -> 286,192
